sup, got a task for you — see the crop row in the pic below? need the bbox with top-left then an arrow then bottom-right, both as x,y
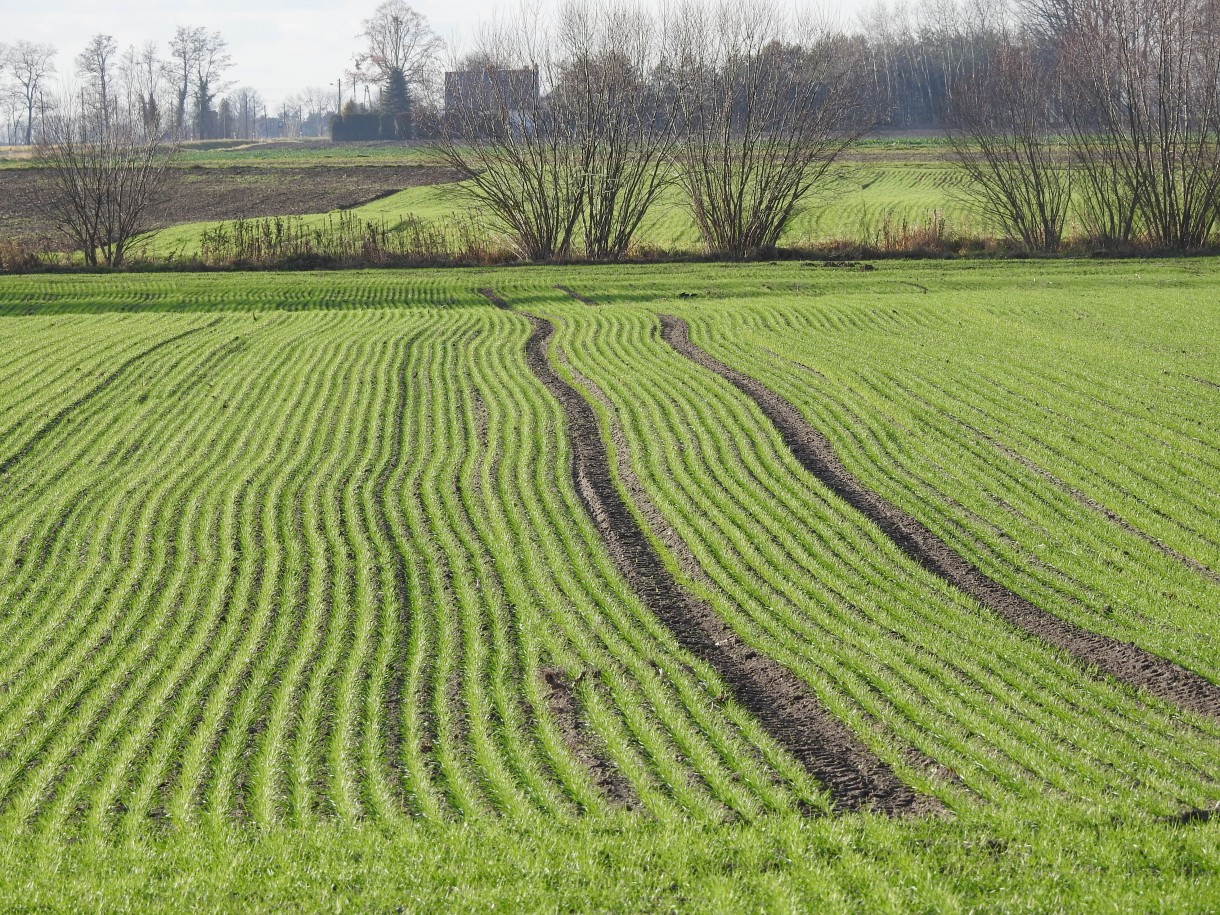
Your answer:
676,288 -> 1220,685
540,292 -> 1220,817
1,262 -> 1216,831
0,304 -> 834,832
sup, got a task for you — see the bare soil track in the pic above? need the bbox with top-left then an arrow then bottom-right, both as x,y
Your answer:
484,289 -> 936,815
555,285 -> 600,307
660,315 -> 1220,719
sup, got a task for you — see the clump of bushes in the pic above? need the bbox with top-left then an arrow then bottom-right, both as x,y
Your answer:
196,209 -> 509,268
0,239 -> 47,273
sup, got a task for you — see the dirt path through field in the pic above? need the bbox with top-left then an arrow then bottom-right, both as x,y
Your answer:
660,315 -> 1220,719
485,291 -> 937,815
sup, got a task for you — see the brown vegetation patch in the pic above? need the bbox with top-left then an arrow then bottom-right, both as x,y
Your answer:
660,315 -> 1220,718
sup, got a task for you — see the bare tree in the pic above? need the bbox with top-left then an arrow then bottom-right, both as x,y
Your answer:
167,27 -> 231,139
76,34 -> 119,128
193,31 -> 233,140
666,2 -> 872,257
1062,0 -> 1220,249
117,42 -> 166,140
33,94 -> 177,266
8,41 -> 56,145
0,44 -> 10,144
554,3 -> 680,258
278,97 -> 303,139
355,0 -> 442,137
436,15 -> 583,259
946,39 -> 1072,252
232,87 -> 262,140
167,27 -> 202,137
298,86 -> 332,136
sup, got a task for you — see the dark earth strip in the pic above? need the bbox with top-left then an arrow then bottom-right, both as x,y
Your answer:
538,666 -> 640,810
553,343 -> 967,796
0,319 -> 222,477
506,294 -> 937,816
1160,803 -> 1219,825
660,315 -> 1220,719
0,165 -> 461,244
555,285 -> 600,306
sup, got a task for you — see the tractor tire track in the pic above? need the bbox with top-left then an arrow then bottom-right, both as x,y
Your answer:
538,665 -> 639,810
0,319 -> 221,477
556,286 -> 600,307
511,299 -> 934,816
660,315 -> 1220,719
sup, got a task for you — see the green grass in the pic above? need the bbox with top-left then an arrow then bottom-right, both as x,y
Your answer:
0,260 -> 1217,910
141,160 -> 980,260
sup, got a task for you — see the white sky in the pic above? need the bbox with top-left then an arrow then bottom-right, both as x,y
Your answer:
1,0 -> 865,108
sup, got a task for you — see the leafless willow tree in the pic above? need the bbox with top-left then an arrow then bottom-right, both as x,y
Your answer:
436,16 -> 583,260
34,96 -> 177,266
555,4 -> 680,258
1059,0 -> 1220,249
666,2 -> 872,258
946,40 -> 1071,252
436,4 -> 676,259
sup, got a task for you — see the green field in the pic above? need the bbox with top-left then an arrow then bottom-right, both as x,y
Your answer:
1,260 -> 1218,911
142,159 -> 982,259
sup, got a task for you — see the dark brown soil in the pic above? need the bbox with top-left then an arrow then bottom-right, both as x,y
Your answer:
660,315 -> 1220,719
555,285 -> 600,306
538,666 -> 639,810
0,165 -> 460,243
1160,803 -> 1219,825
495,291 -> 937,816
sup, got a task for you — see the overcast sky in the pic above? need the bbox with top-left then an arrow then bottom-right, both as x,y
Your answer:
2,0 -> 860,108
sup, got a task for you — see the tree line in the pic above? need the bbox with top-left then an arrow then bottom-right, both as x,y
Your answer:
434,0 -> 1220,258
0,30 -> 334,146
6,0 -> 1220,267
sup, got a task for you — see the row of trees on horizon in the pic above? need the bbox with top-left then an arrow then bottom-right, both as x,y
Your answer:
6,0 -> 1220,266
8,0 -> 1214,145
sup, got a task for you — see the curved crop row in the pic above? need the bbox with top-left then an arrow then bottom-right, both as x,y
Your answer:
0,299 -> 838,830
541,295 -> 1220,818
679,291 -> 1220,685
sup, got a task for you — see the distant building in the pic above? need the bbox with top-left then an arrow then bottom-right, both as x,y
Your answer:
444,67 -> 540,134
